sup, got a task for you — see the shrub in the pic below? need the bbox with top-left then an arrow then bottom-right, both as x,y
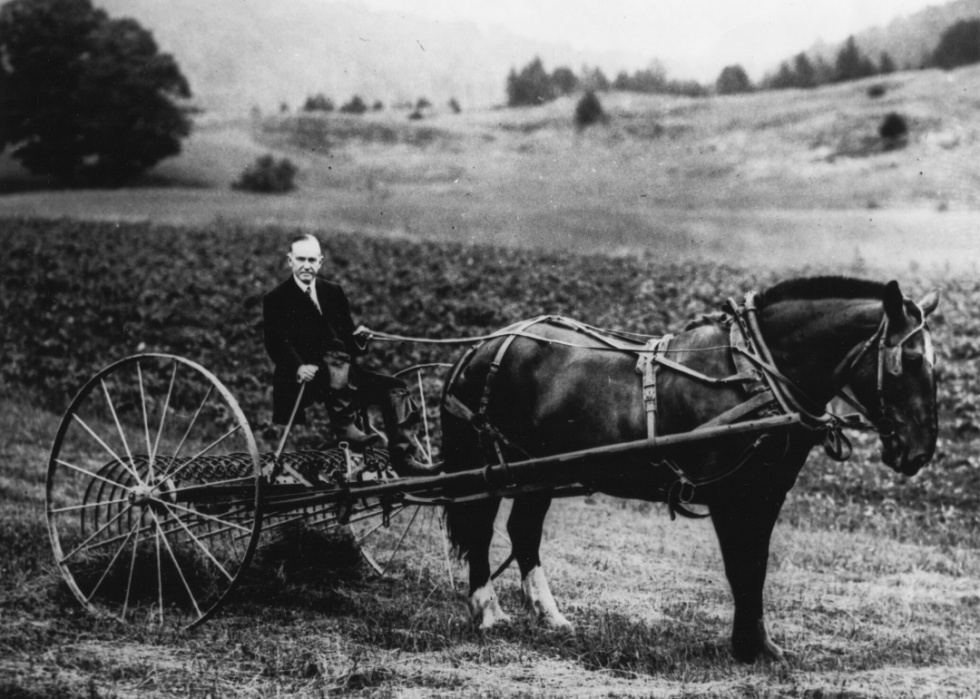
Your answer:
866,84 -> 887,98
302,93 -> 334,112
716,65 -> 752,95
448,98 -> 462,114
878,113 -> 908,148
574,91 -> 606,129
232,154 -> 298,193
339,95 -> 368,115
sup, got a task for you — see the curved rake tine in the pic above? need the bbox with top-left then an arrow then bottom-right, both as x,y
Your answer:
163,384 -> 214,478
70,416 -> 143,486
150,510 -> 205,619
353,505 -> 408,544
136,362 -> 155,480
101,379 -> 140,481
437,514 -> 455,589
152,361 -> 178,465
378,506 -> 422,577
54,457 -> 132,493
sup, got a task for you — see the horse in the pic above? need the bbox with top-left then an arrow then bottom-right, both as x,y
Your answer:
439,276 -> 939,662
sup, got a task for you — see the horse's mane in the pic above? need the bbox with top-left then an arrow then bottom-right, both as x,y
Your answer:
758,276 -> 886,307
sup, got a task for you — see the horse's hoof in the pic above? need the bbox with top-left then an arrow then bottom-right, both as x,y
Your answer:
731,619 -> 785,663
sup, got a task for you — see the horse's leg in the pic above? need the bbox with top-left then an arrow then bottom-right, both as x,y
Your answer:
709,489 -> 787,662
449,496 -> 511,629
507,493 -> 572,629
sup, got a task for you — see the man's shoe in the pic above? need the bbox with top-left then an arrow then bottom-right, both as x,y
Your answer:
336,422 -> 383,451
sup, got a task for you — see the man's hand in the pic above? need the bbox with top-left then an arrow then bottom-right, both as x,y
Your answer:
296,364 -> 319,382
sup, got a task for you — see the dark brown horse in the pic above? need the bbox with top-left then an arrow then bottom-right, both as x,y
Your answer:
440,277 -> 939,662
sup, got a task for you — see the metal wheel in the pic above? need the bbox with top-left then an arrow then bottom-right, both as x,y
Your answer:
345,363 -> 468,586
46,354 -> 263,628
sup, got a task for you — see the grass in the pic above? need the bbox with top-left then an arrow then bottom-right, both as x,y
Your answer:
3,391 -> 979,697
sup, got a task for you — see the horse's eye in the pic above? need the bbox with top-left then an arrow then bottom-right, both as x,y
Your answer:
904,351 -> 924,370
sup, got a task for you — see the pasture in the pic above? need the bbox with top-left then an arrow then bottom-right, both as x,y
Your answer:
1,66 -> 980,697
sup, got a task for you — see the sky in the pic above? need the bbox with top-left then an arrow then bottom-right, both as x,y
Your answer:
345,0 -> 945,80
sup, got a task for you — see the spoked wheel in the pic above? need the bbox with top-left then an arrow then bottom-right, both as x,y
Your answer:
46,354 -> 263,629
345,362 -> 465,584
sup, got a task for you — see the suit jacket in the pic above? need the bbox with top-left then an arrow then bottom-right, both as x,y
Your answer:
263,275 -> 364,424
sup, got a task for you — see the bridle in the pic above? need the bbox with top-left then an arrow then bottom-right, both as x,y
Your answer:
831,302 -> 933,437
734,293 -> 934,460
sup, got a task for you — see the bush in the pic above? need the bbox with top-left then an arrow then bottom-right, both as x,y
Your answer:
866,84 -> 887,98
574,91 -> 606,129
302,93 -> 334,112
878,113 -> 908,149
232,155 -> 298,193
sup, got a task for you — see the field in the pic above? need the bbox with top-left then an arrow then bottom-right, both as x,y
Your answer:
2,66 -> 980,697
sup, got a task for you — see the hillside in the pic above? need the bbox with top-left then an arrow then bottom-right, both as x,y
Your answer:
1,63 -> 978,271
807,0 -> 980,70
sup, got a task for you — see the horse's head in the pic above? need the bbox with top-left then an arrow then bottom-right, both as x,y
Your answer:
848,281 -> 940,476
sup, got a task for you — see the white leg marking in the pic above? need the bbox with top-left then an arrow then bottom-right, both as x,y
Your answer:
468,580 -> 511,630
522,565 -> 572,629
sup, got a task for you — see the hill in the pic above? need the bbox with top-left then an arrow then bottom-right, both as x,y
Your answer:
807,0 -> 980,70
93,0 -> 642,115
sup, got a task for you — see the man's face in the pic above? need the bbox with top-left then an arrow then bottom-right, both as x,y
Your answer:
288,239 -> 322,284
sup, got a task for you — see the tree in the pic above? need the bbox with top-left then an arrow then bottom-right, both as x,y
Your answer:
931,19 -> 980,70
835,36 -> 876,82
0,0 -> 191,185
551,66 -> 579,95
879,51 -> 896,75
302,93 -> 334,112
506,57 -> 555,107
716,64 -> 752,95
792,53 -> 817,89
339,95 -> 368,114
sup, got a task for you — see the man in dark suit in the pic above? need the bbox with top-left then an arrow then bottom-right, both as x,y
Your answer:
263,234 -> 434,476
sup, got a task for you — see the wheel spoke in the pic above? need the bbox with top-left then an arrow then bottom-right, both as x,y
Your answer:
70,416 -> 143,485
153,499 -> 253,533
158,501 -> 235,583
154,513 -> 164,625
83,526 -> 138,604
152,361 -> 178,465
136,362 -> 155,482
162,425 -> 242,483
101,379 -> 139,481
49,496 -> 130,514
167,384 -> 214,470
122,519 -> 142,620
53,458 -> 132,492
60,504 -> 136,564
149,510 -> 204,618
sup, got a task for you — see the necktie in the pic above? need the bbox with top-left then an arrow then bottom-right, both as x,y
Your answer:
305,285 -> 321,314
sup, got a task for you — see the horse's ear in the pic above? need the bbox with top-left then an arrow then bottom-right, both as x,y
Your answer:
883,280 -> 905,324
919,289 -> 940,317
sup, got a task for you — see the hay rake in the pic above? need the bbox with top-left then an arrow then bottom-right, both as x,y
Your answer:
47,353 -> 797,628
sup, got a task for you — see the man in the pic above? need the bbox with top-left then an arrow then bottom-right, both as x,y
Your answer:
263,234 -> 434,477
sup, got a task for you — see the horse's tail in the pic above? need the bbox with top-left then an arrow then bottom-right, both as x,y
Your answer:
439,340 -> 500,563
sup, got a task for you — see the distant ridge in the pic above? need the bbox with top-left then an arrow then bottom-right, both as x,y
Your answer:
806,0 -> 980,71
94,0 -> 642,116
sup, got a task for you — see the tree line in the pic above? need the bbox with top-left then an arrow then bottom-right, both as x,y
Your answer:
508,18 -> 980,105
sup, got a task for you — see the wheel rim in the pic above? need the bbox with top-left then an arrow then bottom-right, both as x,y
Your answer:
46,354 -> 263,629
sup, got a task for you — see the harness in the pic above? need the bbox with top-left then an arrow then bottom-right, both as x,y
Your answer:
440,294 -> 932,518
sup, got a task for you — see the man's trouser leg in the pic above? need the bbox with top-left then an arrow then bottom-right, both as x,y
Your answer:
352,368 -> 438,477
